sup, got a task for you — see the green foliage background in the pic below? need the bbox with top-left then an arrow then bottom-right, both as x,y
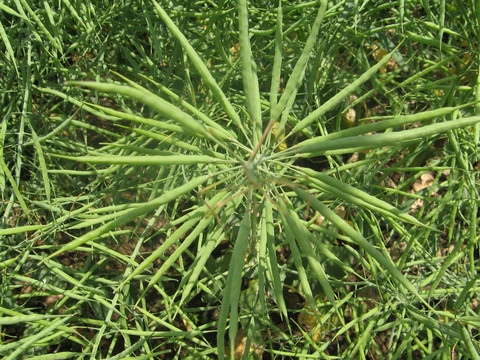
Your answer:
1,1 -> 480,359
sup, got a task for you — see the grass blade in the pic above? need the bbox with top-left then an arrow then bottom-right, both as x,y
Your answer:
283,201 -> 338,314
0,21 -> 18,75
3,316 -> 72,360
263,200 -> 288,320
461,325 -> 480,360
292,45 -> 399,134
281,208 -> 318,325
50,154 -> 234,165
293,187 -> 426,303
27,124 -> 51,202
270,0 -> 328,123
113,71 -> 236,140
217,208 -> 250,360
87,102 -> 185,134
15,0 -> 62,53
43,174 -> 210,261
142,213 -> 214,294
300,167 -> 435,229
269,0 -> 283,116
238,0 -> 262,143
289,102 -> 476,148
150,0 -> 246,136
0,224 -> 45,235
176,189 -> 241,308
294,115 -> 480,156
66,81 -> 210,138
0,157 -> 29,215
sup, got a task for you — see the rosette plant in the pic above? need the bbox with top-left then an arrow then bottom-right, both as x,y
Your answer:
3,0 -> 480,358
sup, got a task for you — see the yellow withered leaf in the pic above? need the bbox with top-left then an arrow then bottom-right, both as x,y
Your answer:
370,44 -> 398,75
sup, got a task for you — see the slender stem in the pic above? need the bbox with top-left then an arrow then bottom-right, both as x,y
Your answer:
248,118 -> 276,162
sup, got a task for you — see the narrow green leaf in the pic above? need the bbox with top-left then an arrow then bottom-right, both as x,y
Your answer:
461,325 -> 480,360
143,213 -> 215,292
112,71 -> 236,140
300,167 -> 434,229
42,175 -> 210,261
25,352 -> 79,360
66,81 -> 209,138
118,189 -> 229,291
50,154 -> 234,165
0,118 -> 7,192
264,200 -> 288,319
282,202 -> 338,315
271,0 -> 328,123
0,3 -> 31,21
102,337 -> 150,360
177,226 -> 225,308
269,0 -> 283,116
0,21 -> 18,75
454,277 -> 477,314
291,102 -> 476,148
0,256 -> 19,269
239,0 -> 262,143
0,224 -> 45,235
294,187 -> 425,302
120,127 -> 227,159
218,208 -> 250,360
28,125 -> 50,202
87,102 -> 185,134
35,87 -> 120,121
3,316 -> 72,360
0,314 -> 58,326
150,0 -> 246,135
12,274 -> 93,303
16,0 -> 62,53
292,45 -> 399,134
281,209 -> 318,322
24,114 -> 75,147
177,190 -> 241,308
294,115 -> 480,156
0,157 -> 29,215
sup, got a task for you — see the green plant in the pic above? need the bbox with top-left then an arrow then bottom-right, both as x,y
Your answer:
2,1 -> 480,359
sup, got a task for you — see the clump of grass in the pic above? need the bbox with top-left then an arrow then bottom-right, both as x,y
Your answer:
1,1 -> 480,359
